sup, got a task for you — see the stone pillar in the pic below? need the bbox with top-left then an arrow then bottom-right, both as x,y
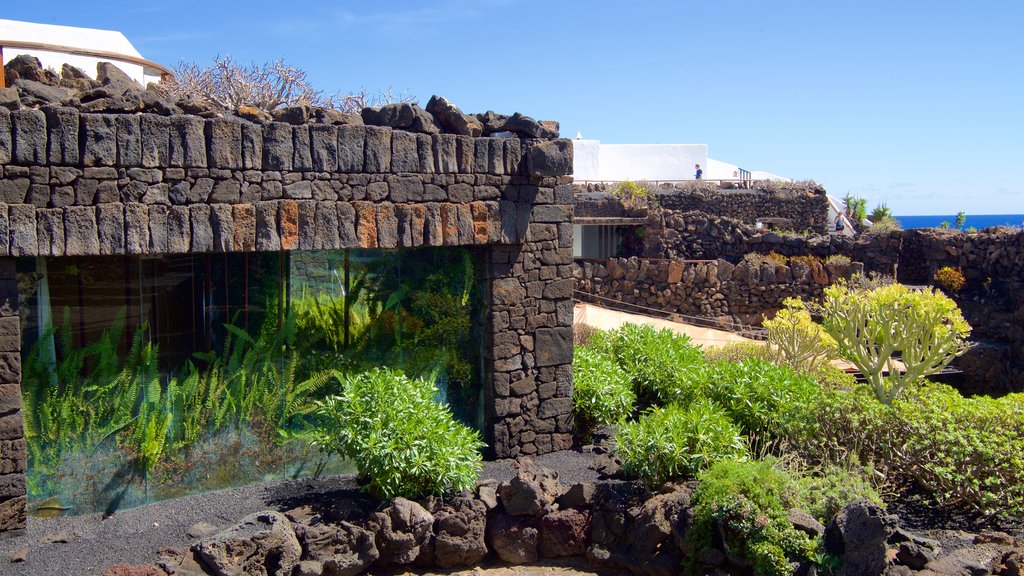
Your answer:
0,258 -> 26,533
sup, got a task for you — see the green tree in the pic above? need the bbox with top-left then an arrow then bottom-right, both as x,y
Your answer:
953,211 -> 967,230
867,203 -> 893,223
820,283 -> 971,404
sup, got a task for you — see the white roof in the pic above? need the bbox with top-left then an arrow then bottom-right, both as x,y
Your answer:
0,19 -> 143,59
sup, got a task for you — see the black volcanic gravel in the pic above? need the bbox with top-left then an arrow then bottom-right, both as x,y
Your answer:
0,450 -> 601,576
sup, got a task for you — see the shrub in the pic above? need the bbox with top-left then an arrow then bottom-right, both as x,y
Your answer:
617,401 -> 746,486
742,252 -> 787,267
863,217 -> 901,236
821,283 -> 971,404
824,254 -> 851,267
763,298 -> 837,374
798,383 -> 1024,516
765,252 -> 789,266
694,359 -> 822,446
587,323 -> 707,405
689,459 -> 817,576
933,266 -> 966,293
793,463 -> 883,521
702,342 -> 771,364
313,368 -> 484,499
612,180 -> 655,211
572,347 -> 636,439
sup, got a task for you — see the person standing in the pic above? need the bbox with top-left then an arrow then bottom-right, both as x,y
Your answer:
694,164 -> 703,179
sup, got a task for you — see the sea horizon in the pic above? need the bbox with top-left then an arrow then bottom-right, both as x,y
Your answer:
893,214 -> 1024,230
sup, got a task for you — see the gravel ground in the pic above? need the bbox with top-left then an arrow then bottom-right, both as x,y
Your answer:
0,450 -> 605,576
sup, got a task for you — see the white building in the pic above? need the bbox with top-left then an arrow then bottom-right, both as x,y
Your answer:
0,19 -> 169,87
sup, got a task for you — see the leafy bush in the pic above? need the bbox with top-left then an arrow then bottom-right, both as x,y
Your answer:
863,217 -> 901,236
798,383 -> 1024,516
612,180 -> 655,211
572,347 -> 636,440
763,298 -> 837,374
701,342 -> 770,364
587,323 -> 707,405
693,359 -> 822,446
689,459 -> 817,576
933,266 -> 966,293
821,283 -> 971,404
824,254 -> 851,267
793,463 -> 883,521
617,401 -> 746,486
313,368 -> 484,499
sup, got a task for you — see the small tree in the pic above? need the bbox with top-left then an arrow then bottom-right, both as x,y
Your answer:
954,211 -> 967,230
763,298 -> 836,374
821,283 -> 971,404
867,203 -> 893,223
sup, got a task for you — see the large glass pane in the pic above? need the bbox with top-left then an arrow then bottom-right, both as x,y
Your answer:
19,246 -> 483,516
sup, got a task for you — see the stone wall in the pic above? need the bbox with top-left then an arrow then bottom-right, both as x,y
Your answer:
573,256 -> 855,328
0,102 -> 575,533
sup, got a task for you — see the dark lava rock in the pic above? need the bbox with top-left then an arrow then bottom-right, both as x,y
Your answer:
97,61 -> 142,95
293,521 -> 379,576
366,497 -> 433,565
539,508 -> 591,557
497,457 -> 563,517
5,54 -> 55,85
487,512 -> 539,564
14,79 -> 69,107
272,103 -> 310,125
425,95 -> 482,136
140,89 -> 181,115
192,511 -> 301,576
409,104 -> 439,134
788,508 -> 826,537
362,102 -> 417,129
505,111 -> 559,139
527,139 -> 573,177
896,541 -> 936,570
476,110 -> 508,135
432,496 -> 487,567
824,498 -> 897,576
0,87 -> 21,110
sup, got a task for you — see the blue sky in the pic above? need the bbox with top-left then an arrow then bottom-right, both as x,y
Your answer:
6,1 -> 1022,215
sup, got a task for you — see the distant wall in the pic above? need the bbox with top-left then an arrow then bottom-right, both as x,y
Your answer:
571,139 -> 708,182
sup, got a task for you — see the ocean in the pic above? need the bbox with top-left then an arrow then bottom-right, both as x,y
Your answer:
893,214 -> 1024,230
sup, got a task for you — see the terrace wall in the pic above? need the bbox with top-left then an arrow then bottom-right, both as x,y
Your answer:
0,105 -> 575,533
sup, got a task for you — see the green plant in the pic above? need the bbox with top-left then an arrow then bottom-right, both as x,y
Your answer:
792,463 -> 883,521
612,180 -> 654,211
587,323 -> 707,405
954,211 -> 967,230
572,347 -> 636,440
313,368 -> 484,499
821,283 -> 971,404
825,254 -> 851,267
763,298 -> 837,374
867,203 -> 893,223
616,401 -> 746,486
932,266 -> 966,293
863,217 -> 901,236
765,252 -> 789,266
688,459 -> 817,576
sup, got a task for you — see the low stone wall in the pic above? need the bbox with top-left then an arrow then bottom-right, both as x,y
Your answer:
574,256 -> 855,327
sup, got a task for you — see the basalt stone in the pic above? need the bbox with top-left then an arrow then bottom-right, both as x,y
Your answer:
487,513 -> 538,564
125,203 -> 149,254
473,139 -> 489,173
388,176 -> 423,203
487,138 -> 505,175
425,96 -> 482,137
368,497 -> 433,566
527,139 -> 573,177
292,125 -> 313,170
148,205 -> 168,252
65,206 -> 100,255
210,179 -> 241,203
43,107 -> 80,165
241,122 -> 263,170
0,107 -> 11,163
12,108 -> 47,165
310,124 -> 338,171
338,125 -> 366,172
139,114 -> 170,167
263,123 -> 294,171
0,88 -> 18,112
363,126 -> 391,172
115,114 -> 142,167
8,204 -> 36,256
272,104 -> 310,125
368,103 -> 416,129
296,200 -> 316,250
505,112 -> 559,139
210,203 -> 234,252
0,179 -> 29,204
256,202 -> 281,251
433,497 -> 487,567
169,115 -> 207,168
96,62 -> 142,95
391,130 -> 418,173
409,105 -> 440,135
535,326 -> 573,367
376,203 -> 398,249
354,202 -> 377,248
424,203 -> 443,246
293,522 -> 379,576
14,79 -> 68,107
232,204 -> 256,251
206,117 -> 243,169
455,136 -> 475,173
312,202 -> 340,249
98,203 -> 125,254
167,205 -> 191,253
36,208 -> 65,256
193,511 -> 301,576
338,202 -> 358,247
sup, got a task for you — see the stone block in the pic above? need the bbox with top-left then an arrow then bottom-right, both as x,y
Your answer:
169,115 -> 207,168
527,139 -> 573,177
417,133 -> 435,173
11,108 -> 46,165
455,135 -> 474,173
241,122 -> 263,170
338,125 -> 366,172
206,117 -> 243,169
504,138 -> 523,175
0,107 -> 11,165
167,205 -> 191,253
292,125 -> 313,170
232,204 -> 256,251
449,183 -> 473,203
36,208 -> 65,256
296,200 -> 316,250
354,201 -> 377,248
309,125 -> 338,171
456,204 -> 475,244
441,204 -> 460,245
0,179 -> 29,204
256,201 -> 281,251
424,203 -> 443,246
115,114 -> 142,167
474,138 -> 489,174
391,130 -> 418,172
532,205 -> 571,223
337,202 -> 357,247
97,203 -> 125,254
311,201 -> 340,250
0,209 -> 6,257
210,203 -> 233,252
376,203 -> 398,248
0,316 -> 19,353
263,123 -> 293,171
65,206 -> 100,255
189,204 -> 213,252
140,114 -> 170,168
148,204 -> 168,252
210,179 -> 241,203
0,382 -> 22,414
534,327 -> 573,367
8,204 -> 36,256
388,175 -> 423,203
488,138 -> 505,175
470,202 -> 490,244
124,203 -> 149,254
0,494 -> 27,532
283,180 -> 312,199
44,107 -> 79,165
81,114 -> 117,166
363,126 -> 391,172
434,134 -> 458,173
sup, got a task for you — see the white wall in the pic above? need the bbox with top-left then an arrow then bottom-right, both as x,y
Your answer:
706,158 -> 740,180
0,19 -> 162,86
572,140 -> 708,182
